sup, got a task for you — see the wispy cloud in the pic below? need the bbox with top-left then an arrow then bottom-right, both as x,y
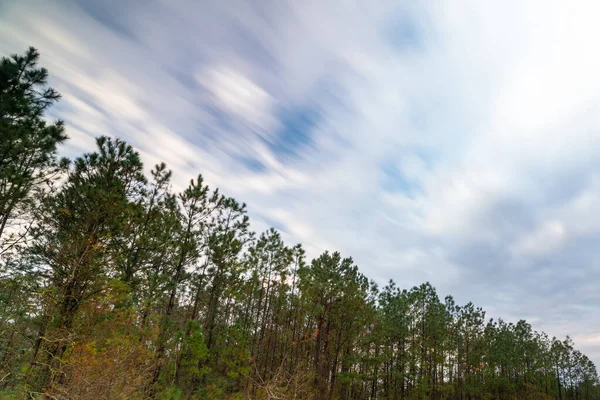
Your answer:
3,0 -> 600,363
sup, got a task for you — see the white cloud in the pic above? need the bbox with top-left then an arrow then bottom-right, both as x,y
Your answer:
198,66 -> 276,136
3,0 -> 600,365
515,220 -> 567,257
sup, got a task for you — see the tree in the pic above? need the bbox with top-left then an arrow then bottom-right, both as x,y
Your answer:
25,136 -> 146,393
298,251 -> 374,400
150,175 -> 221,391
0,47 -> 67,249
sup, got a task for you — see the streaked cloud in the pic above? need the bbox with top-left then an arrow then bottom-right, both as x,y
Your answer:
2,0 -> 600,364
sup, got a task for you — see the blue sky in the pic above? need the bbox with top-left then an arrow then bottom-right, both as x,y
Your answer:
2,0 -> 600,364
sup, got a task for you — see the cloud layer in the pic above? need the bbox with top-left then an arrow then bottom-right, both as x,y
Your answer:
2,0 -> 600,363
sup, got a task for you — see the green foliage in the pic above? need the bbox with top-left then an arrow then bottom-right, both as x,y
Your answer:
0,47 -> 598,400
159,386 -> 182,400
0,47 -> 67,255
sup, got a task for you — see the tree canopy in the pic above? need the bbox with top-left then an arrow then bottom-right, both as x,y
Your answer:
1,47 -> 598,400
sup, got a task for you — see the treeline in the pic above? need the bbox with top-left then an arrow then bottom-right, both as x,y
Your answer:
1,47 -> 598,400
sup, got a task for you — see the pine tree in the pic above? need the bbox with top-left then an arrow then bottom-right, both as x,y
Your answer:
25,136 -> 146,392
0,47 -> 67,251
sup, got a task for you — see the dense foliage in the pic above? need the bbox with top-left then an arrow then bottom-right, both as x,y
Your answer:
1,48 -> 598,400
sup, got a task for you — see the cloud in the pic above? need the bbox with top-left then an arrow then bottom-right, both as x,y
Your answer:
3,0 -> 600,365
198,65 -> 276,136
515,220 -> 567,257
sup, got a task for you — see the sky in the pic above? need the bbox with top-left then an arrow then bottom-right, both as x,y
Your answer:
2,0 -> 600,364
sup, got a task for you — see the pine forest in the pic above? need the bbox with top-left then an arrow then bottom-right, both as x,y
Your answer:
1,48 -> 598,400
